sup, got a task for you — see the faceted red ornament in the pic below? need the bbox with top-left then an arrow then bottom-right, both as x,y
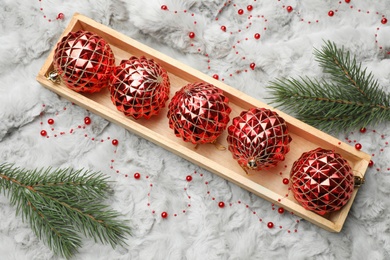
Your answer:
109,56 -> 170,119
227,108 -> 292,171
167,82 -> 232,144
53,30 -> 115,93
290,148 -> 355,215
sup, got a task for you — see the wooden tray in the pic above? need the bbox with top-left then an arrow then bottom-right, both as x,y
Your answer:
36,13 -> 371,232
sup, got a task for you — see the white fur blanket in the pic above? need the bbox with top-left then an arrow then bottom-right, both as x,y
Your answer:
1,0 -> 390,259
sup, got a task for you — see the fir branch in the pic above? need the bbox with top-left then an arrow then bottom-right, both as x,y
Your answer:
0,163 -> 131,259
267,41 -> 390,132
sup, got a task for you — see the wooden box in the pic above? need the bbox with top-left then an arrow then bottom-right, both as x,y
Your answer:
36,13 -> 371,232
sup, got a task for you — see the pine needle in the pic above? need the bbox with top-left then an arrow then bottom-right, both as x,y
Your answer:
0,163 -> 131,259
267,40 -> 390,133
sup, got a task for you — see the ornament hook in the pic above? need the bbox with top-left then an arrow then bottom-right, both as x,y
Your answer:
354,176 -> 365,188
46,70 -> 60,83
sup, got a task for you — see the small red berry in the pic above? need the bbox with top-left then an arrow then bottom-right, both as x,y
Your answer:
161,212 -> 168,218
112,139 -> 119,146
282,178 -> 289,185
186,175 -> 193,182
267,222 -> 274,228
381,18 -> 388,24
328,10 -> 334,17
345,0 -> 351,3
84,116 -> 91,125
287,6 -> 293,13
368,160 -> 374,167
134,172 -> 141,179
360,127 -> 367,133
218,202 -> 225,208
189,32 -> 195,39
221,25 -> 226,32
355,143 -> 362,150
161,5 -> 168,10
56,13 -> 64,20
47,119 -> 54,125
254,33 -> 261,39
250,63 -> 256,70
278,207 -> 285,214
247,5 -> 253,11
213,74 -> 219,80
40,130 -> 47,137
238,9 -> 244,15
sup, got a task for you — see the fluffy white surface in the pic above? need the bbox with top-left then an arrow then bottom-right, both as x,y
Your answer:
1,0 -> 390,259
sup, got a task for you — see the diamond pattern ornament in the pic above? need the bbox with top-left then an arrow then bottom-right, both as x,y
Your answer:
167,82 -> 232,144
290,148 -> 355,215
227,108 -> 292,171
53,30 -> 115,93
109,56 -> 170,119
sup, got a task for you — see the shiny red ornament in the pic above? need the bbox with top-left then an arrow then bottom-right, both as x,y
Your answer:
84,116 -> 91,125
218,201 -> 225,208
134,172 -> 141,179
186,175 -> 193,182
247,5 -> 253,11
238,9 -> 244,15
381,18 -> 388,24
287,6 -> 293,13
328,10 -> 334,17
53,30 -> 115,93
254,33 -> 261,40
161,212 -> 168,218
355,143 -> 362,150
167,82 -> 232,144
189,32 -> 196,39
290,148 -> 355,215
40,130 -> 47,137
221,25 -> 227,32
227,108 -> 292,171
112,139 -> 119,146
109,56 -> 170,119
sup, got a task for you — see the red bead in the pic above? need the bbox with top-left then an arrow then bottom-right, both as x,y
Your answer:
345,0 -> 350,3
221,25 -> 226,32
287,6 -> 293,13
189,32 -> 195,39
381,18 -> 388,24
161,5 -> 168,10
278,207 -> 285,214
238,9 -> 244,15
282,178 -> 289,185
359,127 -> 367,133
328,10 -> 334,17
218,201 -> 225,208
213,74 -> 219,80
267,222 -> 274,228
250,63 -> 256,70
186,175 -> 193,182
40,130 -> 47,137
161,212 -> 168,218
254,33 -> 261,39
84,116 -> 91,125
47,119 -> 54,125
247,5 -> 253,11
56,13 -> 64,20
355,143 -> 362,150
368,160 -> 374,167
112,139 -> 119,146
134,172 -> 141,179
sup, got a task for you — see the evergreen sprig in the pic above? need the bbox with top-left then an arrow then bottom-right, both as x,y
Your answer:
267,40 -> 390,132
0,163 -> 131,259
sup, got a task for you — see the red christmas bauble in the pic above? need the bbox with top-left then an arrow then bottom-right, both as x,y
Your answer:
109,56 -> 170,119
53,30 -> 115,93
167,82 -> 231,144
290,148 -> 354,215
227,107 -> 292,171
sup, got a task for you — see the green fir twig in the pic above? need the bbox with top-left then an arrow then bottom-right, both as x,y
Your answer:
0,163 -> 131,259
267,40 -> 390,132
